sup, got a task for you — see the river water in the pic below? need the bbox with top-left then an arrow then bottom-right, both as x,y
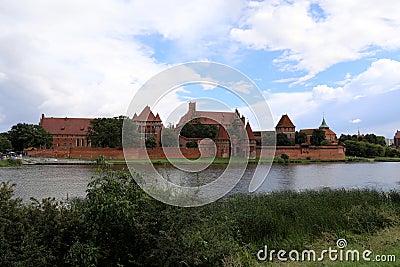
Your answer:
1,162 -> 400,201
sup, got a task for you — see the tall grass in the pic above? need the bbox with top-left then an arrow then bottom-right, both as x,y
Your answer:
1,170 -> 400,266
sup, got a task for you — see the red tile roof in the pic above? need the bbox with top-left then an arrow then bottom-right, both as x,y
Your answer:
134,106 -> 156,121
246,122 -> 255,140
276,114 -> 295,128
215,126 -> 229,140
40,116 -> 93,135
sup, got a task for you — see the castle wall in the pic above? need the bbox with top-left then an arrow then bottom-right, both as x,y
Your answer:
257,145 -> 346,160
27,145 -> 345,160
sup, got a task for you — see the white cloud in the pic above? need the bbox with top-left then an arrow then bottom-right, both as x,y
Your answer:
231,0 -> 400,83
350,119 -> 362,124
0,0 -> 246,131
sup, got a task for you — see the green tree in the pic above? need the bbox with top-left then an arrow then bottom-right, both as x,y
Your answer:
160,128 -> 179,147
8,123 -> 52,151
295,131 -> 307,144
0,133 -> 12,153
180,120 -> 218,139
260,131 -> 276,146
186,140 -> 198,148
88,116 -> 140,148
145,136 -> 157,148
276,133 -> 293,146
310,129 -> 326,146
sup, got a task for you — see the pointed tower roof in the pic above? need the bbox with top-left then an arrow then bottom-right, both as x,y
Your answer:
135,106 -> 156,121
319,116 -> 329,129
155,113 -> 162,122
246,122 -> 255,140
132,113 -> 138,120
276,114 -> 295,128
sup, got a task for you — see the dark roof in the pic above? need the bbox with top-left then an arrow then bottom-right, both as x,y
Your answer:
276,114 -> 295,128
395,130 -> 400,139
319,117 -> 329,129
40,116 -> 92,135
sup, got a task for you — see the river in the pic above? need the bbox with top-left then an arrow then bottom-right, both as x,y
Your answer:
1,162 -> 400,201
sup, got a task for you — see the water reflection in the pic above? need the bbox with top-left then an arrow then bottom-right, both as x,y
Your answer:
1,162 -> 400,201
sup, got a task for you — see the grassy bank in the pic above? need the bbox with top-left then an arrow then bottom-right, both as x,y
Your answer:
1,169 -> 400,266
0,158 -> 21,167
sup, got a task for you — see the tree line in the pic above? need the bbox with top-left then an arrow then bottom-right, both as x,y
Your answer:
339,134 -> 399,158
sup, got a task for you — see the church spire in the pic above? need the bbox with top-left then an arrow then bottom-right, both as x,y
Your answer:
319,114 -> 329,129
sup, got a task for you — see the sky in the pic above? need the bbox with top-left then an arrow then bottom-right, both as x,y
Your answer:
1,0 -> 400,137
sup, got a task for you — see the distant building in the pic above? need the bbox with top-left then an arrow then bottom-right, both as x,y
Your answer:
394,131 -> 400,147
132,106 -> 163,146
176,102 -> 256,158
275,114 -> 295,140
300,116 -> 338,145
386,138 -> 394,146
39,114 -> 92,148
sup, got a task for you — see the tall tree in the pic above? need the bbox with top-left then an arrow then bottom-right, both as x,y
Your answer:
276,133 -> 293,146
8,123 -> 52,151
295,131 -> 307,144
160,128 -> 179,147
88,116 -> 140,148
310,129 -> 326,146
0,133 -> 12,153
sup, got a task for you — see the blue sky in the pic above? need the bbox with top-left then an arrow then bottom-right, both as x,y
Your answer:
0,0 -> 400,137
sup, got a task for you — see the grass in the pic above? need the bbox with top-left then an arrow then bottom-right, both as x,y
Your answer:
2,169 -> 400,266
0,158 -> 21,167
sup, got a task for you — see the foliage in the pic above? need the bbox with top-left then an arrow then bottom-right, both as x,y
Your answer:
320,140 -> 332,146
0,133 -> 12,153
186,140 -> 198,148
0,158 -> 22,167
180,120 -> 218,139
295,131 -> 307,144
145,136 -> 157,148
280,153 -> 289,163
2,171 -> 400,266
339,133 -> 386,146
160,128 -> 179,147
7,123 -> 52,151
87,116 -> 140,148
310,129 -> 326,146
344,140 -> 385,158
257,131 -> 276,146
276,133 -> 294,146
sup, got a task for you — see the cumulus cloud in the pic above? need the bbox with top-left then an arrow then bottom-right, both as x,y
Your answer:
350,119 -> 362,124
0,0 -> 245,131
231,0 -> 400,83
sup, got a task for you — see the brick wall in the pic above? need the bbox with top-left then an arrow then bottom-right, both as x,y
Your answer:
257,145 -> 346,160
27,145 -> 345,160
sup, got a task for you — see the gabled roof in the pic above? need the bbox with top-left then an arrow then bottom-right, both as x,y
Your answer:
215,126 -> 229,140
177,110 -> 236,127
134,106 -> 156,121
155,113 -> 162,122
395,131 -> 400,139
40,116 -> 93,135
276,114 -> 295,128
300,128 -> 336,136
246,122 -> 255,140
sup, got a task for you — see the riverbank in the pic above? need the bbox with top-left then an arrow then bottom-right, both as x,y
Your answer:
1,169 -> 400,266
105,156 -> 400,166
0,158 -> 21,167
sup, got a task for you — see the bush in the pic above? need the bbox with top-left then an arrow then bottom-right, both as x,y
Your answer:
186,140 -> 198,148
